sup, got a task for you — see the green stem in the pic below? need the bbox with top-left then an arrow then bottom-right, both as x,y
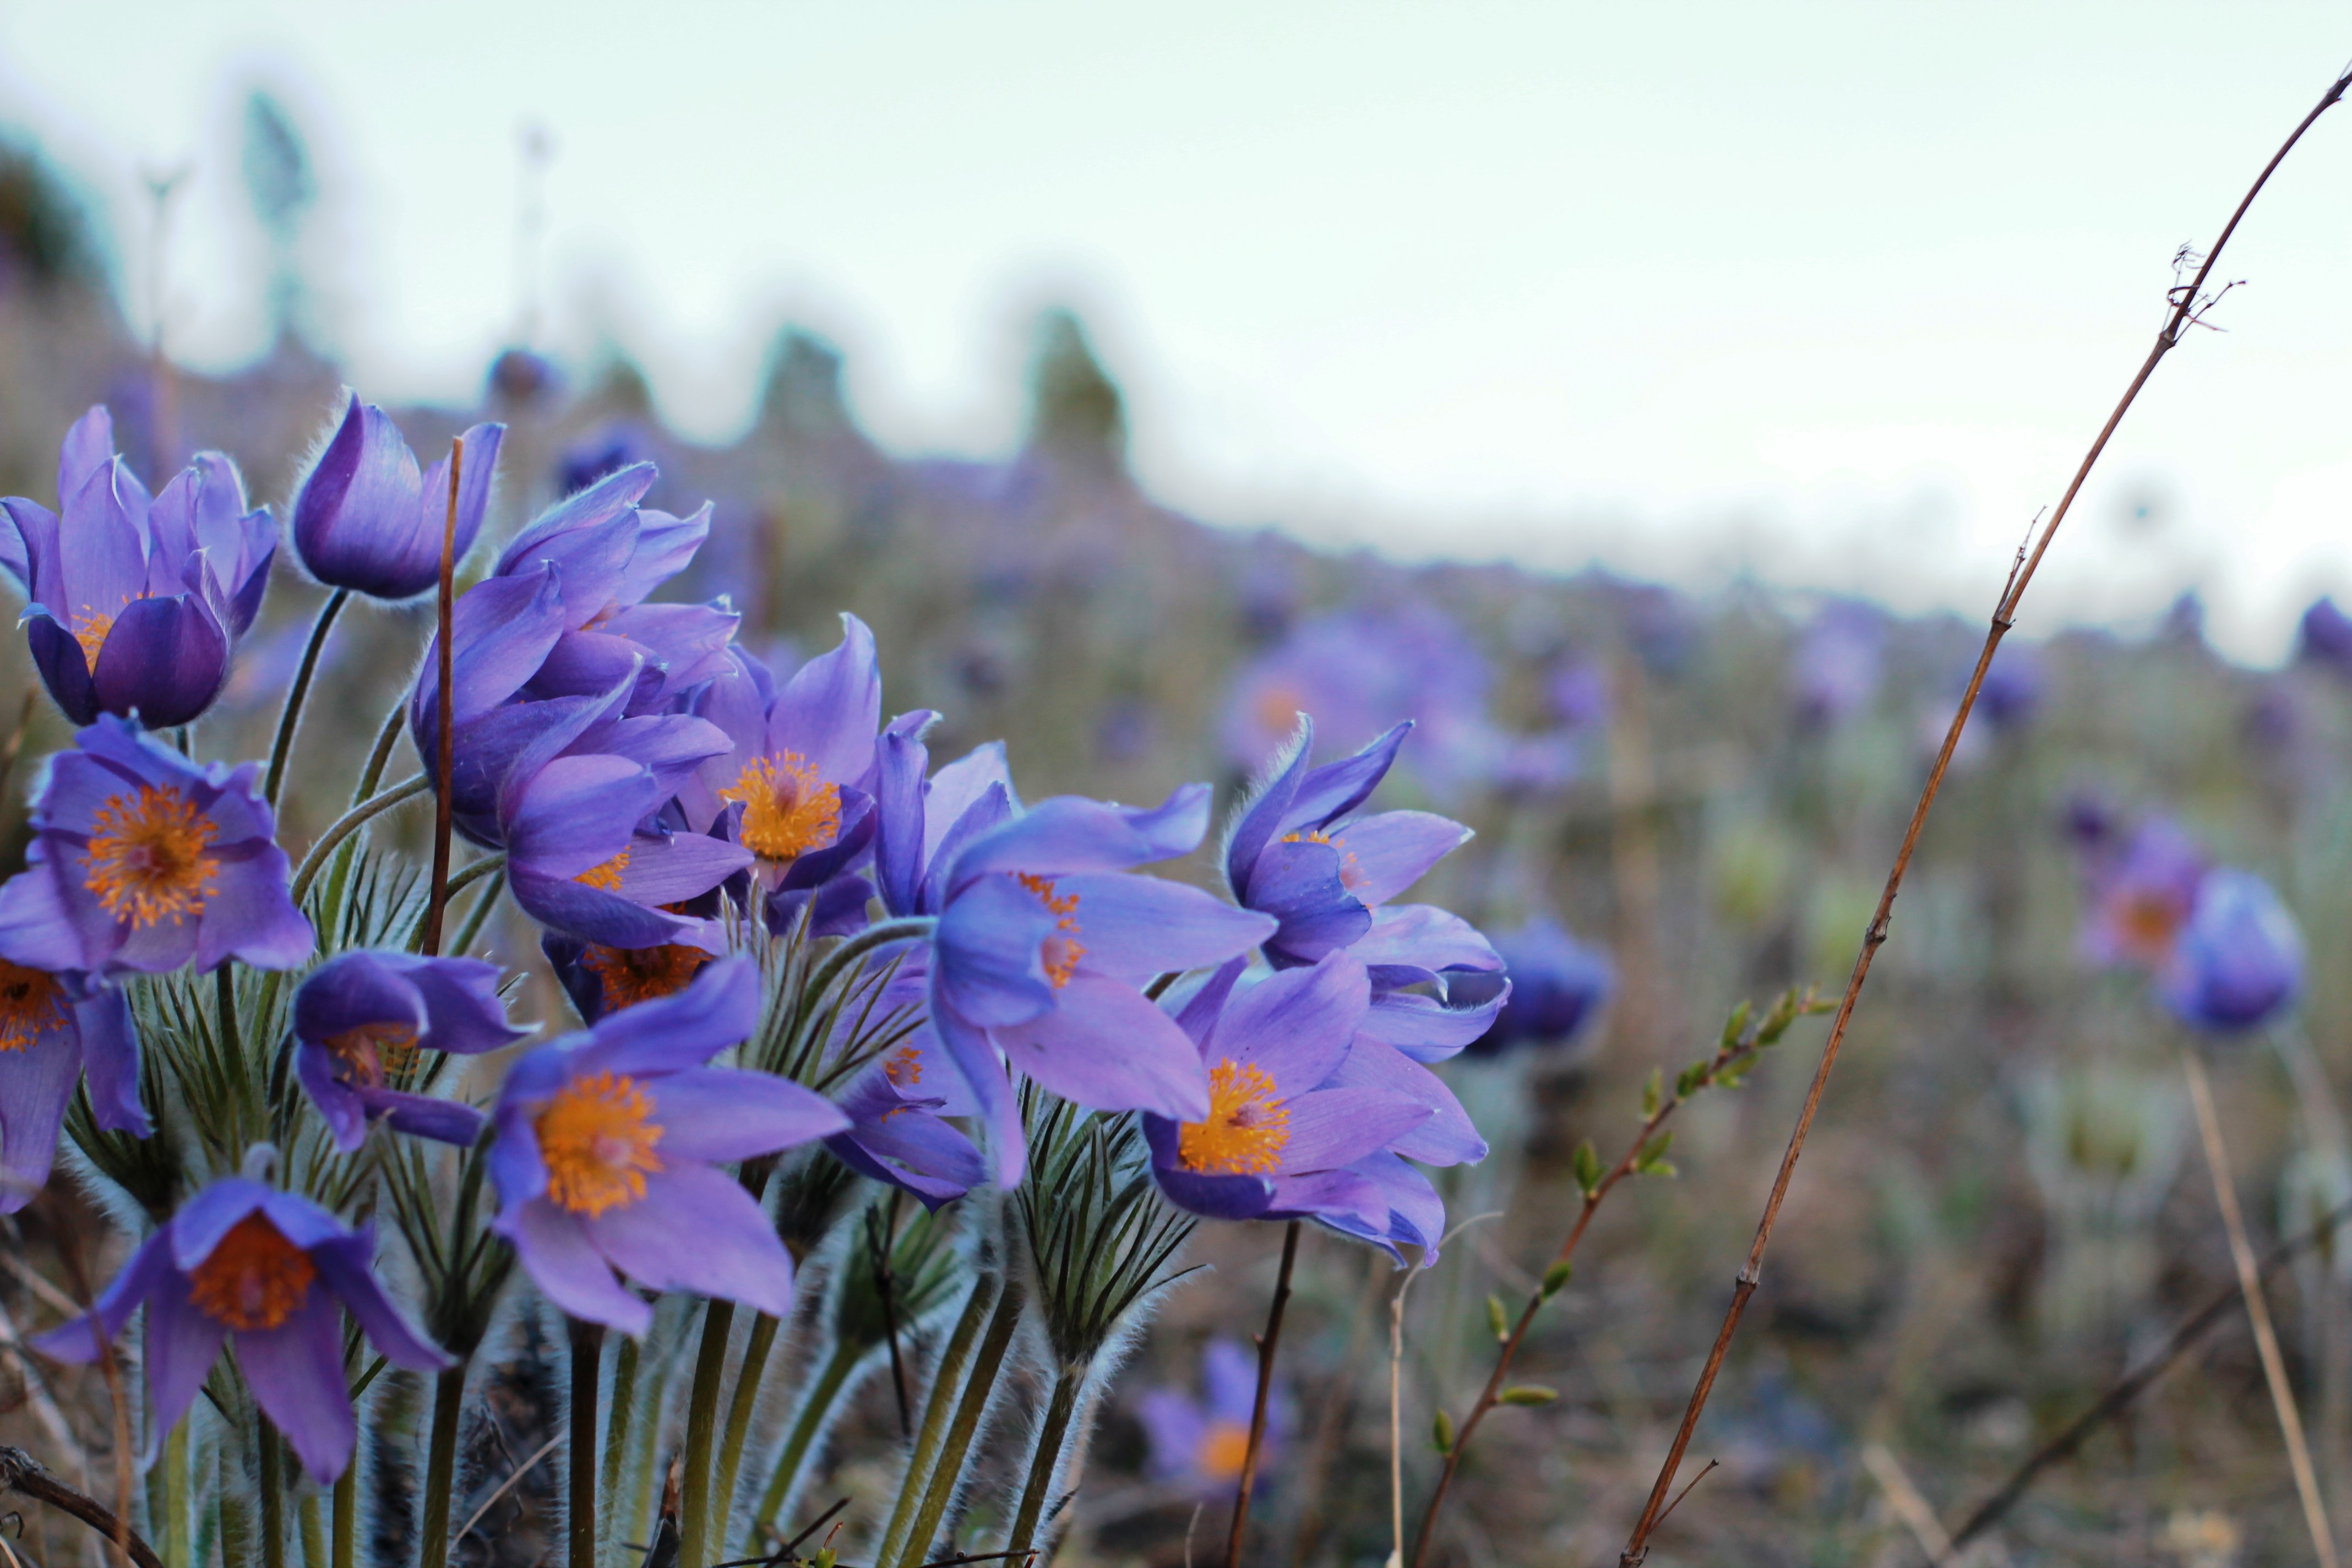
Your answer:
1003,1366 -> 1084,1561
417,1364 -> 467,1568
161,1419 -> 188,1568
873,1272 -> 1002,1568
678,1300 -> 737,1568
219,1433 -> 253,1568
316,700 -> 412,941
447,869 -> 506,959
299,1488 -> 326,1568
332,1464 -> 356,1568
749,1340 -> 858,1551
890,1277 -> 1026,1568
263,589 -> 350,809
600,1330 -> 641,1561
258,1423 -> 286,1568
570,1320 -> 605,1568
711,1313 -> 780,1555
289,774 -> 431,905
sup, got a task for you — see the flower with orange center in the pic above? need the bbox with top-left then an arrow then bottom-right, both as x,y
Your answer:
1177,1059 -> 1291,1175
582,941 -> 709,1012
1016,872 -> 1087,987
188,1212 -> 318,1331
535,1070 -> 667,1218
72,608 -> 117,666
0,960 -> 67,1053
1196,1420 -> 1253,1482
82,784 -> 220,928
721,753 -> 842,864
575,848 -> 630,893
325,1021 -> 420,1088
1277,827 -> 1366,891
291,951 -> 524,1156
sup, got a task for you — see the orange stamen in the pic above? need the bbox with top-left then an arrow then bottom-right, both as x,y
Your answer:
83,785 -> 220,929
1279,827 -> 1365,891
582,941 -> 708,1011
536,1070 -> 666,1217
1177,1059 -> 1291,1175
325,1021 -> 420,1087
1196,1419 -> 1253,1482
187,1213 -> 317,1332
722,753 -> 842,863
576,849 -> 630,892
0,961 -> 66,1053
1016,872 -> 1086,987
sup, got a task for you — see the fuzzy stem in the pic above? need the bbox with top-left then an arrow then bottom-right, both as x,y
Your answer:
678,1300 -> 737,1568
1223,1221 -> 1300,1568
570,1320 -> 605,1568
891,1277 -> 1026,1568
257,1425 -> 286,1568
298,1487 -> 325,1568
750,1338 -> 858,1550
263,588 -> 350,808
1003,1366 -> 1084,1561
417,1364 -> 467,1568
874,1272 -> 1003,1568
161,1420 -> 188,1568
599,1331 -> 641,1561
287,775 -> 431,906
219,1432 -> 253,1568
331,1463 -> 355,1568
710,1313 -> 780,1554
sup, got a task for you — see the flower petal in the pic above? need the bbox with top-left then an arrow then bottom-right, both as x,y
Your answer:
992,973 -> 1211,1121
236,1290 -> 357,1484
586,1164 -> 797,1318
509,1199 -> 650,1335
1050,874 -> 1275,983
646,1068 -> 848,1162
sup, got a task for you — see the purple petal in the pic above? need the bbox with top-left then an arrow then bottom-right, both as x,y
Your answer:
586,1164 -> 797,1317
1288,722 -> 1412,832
1206,954 -> 1369,1091
931,998 -> 1025,1186
765,613 -> 880,786
1143,1117 -> 1274,1220
311,1229 -> 452,1372
992,974 -> 1211,1121
576,956 -> 760,1077
166,1178 -> 273,1271
74,984 -> 146,1135
1351,905 -> 1501,976
1323,1036 -> 1486,1165
933,872 -> 1060,1027
0,1033 -> 79,1213
139,1277 -> 230,1460
25,613 -> 99,725
646,1068 -> 848,1162
1271,1087 -> 1430,1171
92,593 -> 228,730
951,785 -> 1211,884
507,1199 -> 650,1335
1331,812 -> 1471,907
31,1231 -> 174,1363
372,1091 -> 489,1148
236,1290 -> 356,1483
1050,874 -> 1275,983
1223,716 -> 1314,901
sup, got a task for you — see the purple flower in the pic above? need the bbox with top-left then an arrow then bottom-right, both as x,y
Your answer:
0,967 -> 141,1213
824,1026 -> 988,1211
292,951 -> 530,1152
1976,643 -> 2044,731
2158,869 -> 2303,1034
1137,1338 -> 1284,1496
2077,816 -> 2208,972
1790,602 -> 1882,728
1466,917 -> 1614,1058
487,959 -> 848,1335
0,716 -> 311,979
928,787 -> 1275,1184
872,720 -> 1019,920
1224,719 -> 1471,971
1146,954 -> 1428,1228
290,394 -> 505,600
543,931 -> 717,1023
2300,597 -> 2352,675
0,409 -> 275,727
32,1174 -> 449,1483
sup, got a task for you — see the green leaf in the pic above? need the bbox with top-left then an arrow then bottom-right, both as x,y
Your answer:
1634,1131 -> 1675,1174
1485,1294 -> 1510,1342
1640,1067 -> 1662,1118
1539,1259 -> 1574,1299
1676,1059 -> 1709,1098
1719,998 -> 1752,1051
1432,1409 -> 1456,1454
1498,1385 -> 1558,1407
1571,1139 -> 1604,1196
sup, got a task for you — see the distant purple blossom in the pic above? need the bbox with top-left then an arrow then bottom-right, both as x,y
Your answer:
1137,1338 -> 1286,1497
2158,869 -> 2302,1034
1790,602 -> 1882,728
1466,917 -> 1614,1058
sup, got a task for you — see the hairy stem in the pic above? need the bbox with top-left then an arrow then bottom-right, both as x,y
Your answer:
263,587 -> 350,808
288,775 -> 431,906
299,1487 -> 326,1568
600,1329 -> 642,1561
1224,1222 -> 1299,1568
161,1421 -> 188,1568
752,1339 -> 858,1550
711,1312 -> 781,1555
1616,61 -> 2352,1566
679,1300 -> 737,1568
1003,1366 -> 1084,1562
332,1461 -> 356,1568
258,1424 -> 286,1568
891,1277 -> 1026,1568
418,1364 -> 467,1568
571,1320 -> 605,1568
874,1272 -> 1003,1568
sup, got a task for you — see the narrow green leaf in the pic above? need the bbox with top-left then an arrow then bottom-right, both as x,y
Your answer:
1635,1130 -> 1675,1174
1571,1139 -> 1604,1196
1485,1294 -> 1510,1342
1640,1068 -> 1662,1118
1675,1060 -> 1709,1098
1539,1259 -> 1574,1299
1719,998 -> 1752,1050
1432,1409 -> 1456,1454
1498,1385 -> 1558,1407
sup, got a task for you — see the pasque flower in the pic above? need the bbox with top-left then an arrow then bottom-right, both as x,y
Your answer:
290,393 -> 504,600
0,970 -> 140,1214
34,1171 -> 449,1483
825,1033 -> 989,1211
1466,916 -> 1614,1058
872,714 -> 1017,920
2158,869 -> 2303,1033
928,786 -> 1276,1184
2077,816 -> 2208,972
293,951 -> 530,1152
1138,1338 -> 1288,1498
0,715 -> 311,979
0,407 -> 276,727
487,959 -> 848,1335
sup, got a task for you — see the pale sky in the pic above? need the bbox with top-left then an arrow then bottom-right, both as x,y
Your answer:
2,2 -> 2349,661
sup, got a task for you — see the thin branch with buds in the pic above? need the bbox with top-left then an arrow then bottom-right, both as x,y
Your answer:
1616,58 -> 2352,1566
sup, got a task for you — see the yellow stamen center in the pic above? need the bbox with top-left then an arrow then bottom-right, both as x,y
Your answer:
1279,828 -> 1365,891
582,941 -> 708,1011
325,1022 -> 420,1088
187,1213 -> 317,1332
72,611 -> 116,666
722,753 -> 842,863
1016,872 -> 1086,988
884,1047 -> 923,1087
1177,1059 -> 1291,1175
1196,1420 -> 1252,1482
2117,891 -> 2185,961
536,1070 -> 666,1218
83,785 -> 220,929
576,849 -> 630,892
0,960 -> 65,1053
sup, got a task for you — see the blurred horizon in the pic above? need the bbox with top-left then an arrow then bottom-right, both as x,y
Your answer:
3,2 -> 2350,661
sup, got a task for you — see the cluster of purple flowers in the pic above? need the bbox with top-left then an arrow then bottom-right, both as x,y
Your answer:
0,397 -> 1522,1488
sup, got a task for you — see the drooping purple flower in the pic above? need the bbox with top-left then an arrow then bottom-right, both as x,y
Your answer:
2077,816 -> 2208,972
292,951 -> 530,1152
290,394 -> 505,601
543,930 -> 719,1024
555,421 -> 656,498
1221,613 -> 1401,772
0,967 -> 141,1213
928,787 -> 1275,1184
0,408 -> 275,727
824,1028 -> 989,1211
2158,869 -> 2303,1034
1464,916 -> 1614,1058
32,1173 -> 450,1483
487,959 -> 848,1335
1138,1338 -> 1287,1497
0,715 -> 312,980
